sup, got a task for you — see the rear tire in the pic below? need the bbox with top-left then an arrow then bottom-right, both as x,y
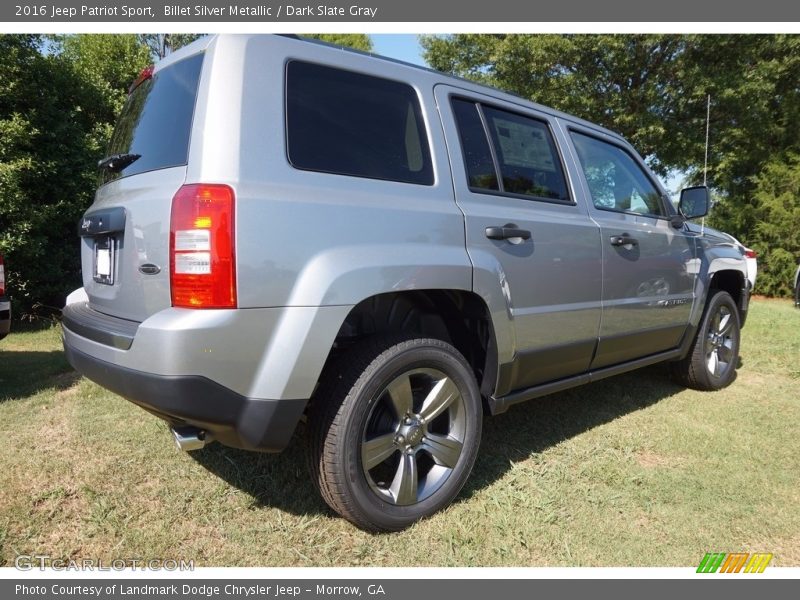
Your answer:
307,335 -> 482,532
671,291 -> 741,390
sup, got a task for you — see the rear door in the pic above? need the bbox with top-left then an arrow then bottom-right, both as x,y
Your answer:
564,127 -> 695,368
80,51 -> 205,322
434,86 -> 602,395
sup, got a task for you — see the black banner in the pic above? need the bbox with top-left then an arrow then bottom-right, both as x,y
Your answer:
3,0 -> 800,22
5,579 -> 799,600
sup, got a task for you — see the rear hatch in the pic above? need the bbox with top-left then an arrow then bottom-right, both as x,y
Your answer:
81,51 -> 205,322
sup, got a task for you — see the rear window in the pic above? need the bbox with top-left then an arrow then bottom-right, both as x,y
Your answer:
286,61 -> 434,186
450,98 -> 570,203
102,53 -> 204,184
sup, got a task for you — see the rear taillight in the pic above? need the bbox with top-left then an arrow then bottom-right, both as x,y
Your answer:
0,255 -> 5,296
170,184 -> 236,309
744,248 -> 758,259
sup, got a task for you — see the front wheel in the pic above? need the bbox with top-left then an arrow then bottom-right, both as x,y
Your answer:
307,336 -> 482,532
671,290 -> 741,390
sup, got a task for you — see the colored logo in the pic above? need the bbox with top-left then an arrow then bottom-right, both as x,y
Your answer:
697,552 -> 773,573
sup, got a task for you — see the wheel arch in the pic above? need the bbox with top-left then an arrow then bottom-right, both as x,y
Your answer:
709,269 -> 746,313
679,264 -> 748,360
325,289 -> 501,409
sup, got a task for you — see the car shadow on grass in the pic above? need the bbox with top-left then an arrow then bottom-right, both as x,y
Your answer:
190,363 -> 686,519
190,430 -> 327,516
461,364 -> 686,501
0,350 -> 78,403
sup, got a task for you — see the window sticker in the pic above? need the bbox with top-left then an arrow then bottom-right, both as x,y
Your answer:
492,118 -> 556,172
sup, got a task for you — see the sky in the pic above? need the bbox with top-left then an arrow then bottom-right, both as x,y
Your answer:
370,34 -> 426,66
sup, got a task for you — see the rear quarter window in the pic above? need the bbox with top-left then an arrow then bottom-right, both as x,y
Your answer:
285,61 -> 434,186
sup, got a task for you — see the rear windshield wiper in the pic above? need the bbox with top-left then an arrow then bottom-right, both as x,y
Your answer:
98,153 -> 141,173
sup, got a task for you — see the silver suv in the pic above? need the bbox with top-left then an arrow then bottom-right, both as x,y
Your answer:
62,35 -> 750,531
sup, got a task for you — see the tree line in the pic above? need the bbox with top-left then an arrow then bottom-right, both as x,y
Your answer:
0,34 -> 796,318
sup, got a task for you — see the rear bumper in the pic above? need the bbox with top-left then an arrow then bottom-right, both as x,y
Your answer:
64,342 -> 305,452
0,297 -> 10,336
61,295 -> 352,452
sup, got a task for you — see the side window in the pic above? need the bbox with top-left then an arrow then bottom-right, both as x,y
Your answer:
570,132 -> 666,217
286,61 -> 433,185
450,98 -> 570,202
482,106 -> 570,202
451,99 -> 499,191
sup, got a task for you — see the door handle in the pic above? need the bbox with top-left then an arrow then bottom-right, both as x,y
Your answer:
485,224 -> 531,241
610,234 -> 639,247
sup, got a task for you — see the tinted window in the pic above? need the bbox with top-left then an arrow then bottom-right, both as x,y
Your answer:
286,61 -> 433,185
104,53 -> 204,183
451,98 -> 498,191
571,132 -> 666,217
482,106 -> 569,201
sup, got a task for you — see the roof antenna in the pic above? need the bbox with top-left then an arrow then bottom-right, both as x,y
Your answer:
702,94 -> 711,235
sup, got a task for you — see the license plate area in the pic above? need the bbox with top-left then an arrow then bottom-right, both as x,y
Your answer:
93,236 -> 116,285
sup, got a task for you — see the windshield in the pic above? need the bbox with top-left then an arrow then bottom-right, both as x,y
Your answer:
102,53 -> 204,184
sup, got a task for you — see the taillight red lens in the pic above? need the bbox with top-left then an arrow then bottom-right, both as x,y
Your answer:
744,248 -> 758,259
170,184 -> 236,309
0,255 -> 5,297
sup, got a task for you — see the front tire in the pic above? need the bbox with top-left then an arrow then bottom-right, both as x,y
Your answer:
308,335 -> 482,532
671,290 -> 741,390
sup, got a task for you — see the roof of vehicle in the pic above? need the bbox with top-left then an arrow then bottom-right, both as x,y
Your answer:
161,34 -> 628,146
288,35 -> 628,143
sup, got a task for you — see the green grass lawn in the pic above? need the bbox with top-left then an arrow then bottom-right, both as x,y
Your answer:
1,299 -> 798,567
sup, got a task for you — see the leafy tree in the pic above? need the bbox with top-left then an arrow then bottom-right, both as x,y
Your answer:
59,35 -> 151,103
55,34 -> 152,148
304,34 -> 373,52
138,34 -> 205,60
746,154 -> 800,296
0,35 -> 110,315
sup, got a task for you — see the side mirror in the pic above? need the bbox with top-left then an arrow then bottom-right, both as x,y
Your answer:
678,186 -> 710,219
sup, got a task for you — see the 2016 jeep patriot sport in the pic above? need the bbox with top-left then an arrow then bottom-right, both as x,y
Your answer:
62,34 -> 750,531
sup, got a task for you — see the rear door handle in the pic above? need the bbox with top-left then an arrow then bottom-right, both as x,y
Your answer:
609,234 -> 639,247
485,224 -> 531,241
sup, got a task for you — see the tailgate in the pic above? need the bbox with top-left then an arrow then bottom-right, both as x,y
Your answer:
80,51 -> 204,323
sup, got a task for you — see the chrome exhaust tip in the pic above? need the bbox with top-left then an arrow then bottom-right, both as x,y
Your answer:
171,426 -> 207,452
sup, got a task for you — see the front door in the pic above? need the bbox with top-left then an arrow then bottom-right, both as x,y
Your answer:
565,128 -> 695,368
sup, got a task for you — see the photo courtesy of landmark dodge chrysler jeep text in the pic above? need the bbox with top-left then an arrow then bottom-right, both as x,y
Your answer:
62,34 -> 750,531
